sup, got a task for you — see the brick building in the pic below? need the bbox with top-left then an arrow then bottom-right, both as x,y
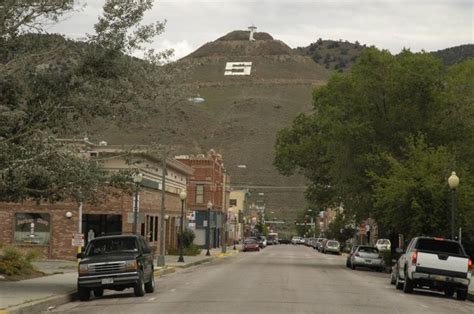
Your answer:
176,149 -> 228,248
0,140 -> 193,260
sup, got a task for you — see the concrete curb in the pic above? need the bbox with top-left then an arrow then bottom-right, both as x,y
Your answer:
169,257 -> 214,269
1,290 -> 78,314
154,266 -> 176,276
0,253 -> 242,313
1,267 -> 178,314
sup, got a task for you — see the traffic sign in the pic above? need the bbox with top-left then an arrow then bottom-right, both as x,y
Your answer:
72,233 -> 84,247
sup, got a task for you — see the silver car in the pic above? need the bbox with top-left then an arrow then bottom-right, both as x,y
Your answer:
350,246 -> 384,272
324,240 -> 341,254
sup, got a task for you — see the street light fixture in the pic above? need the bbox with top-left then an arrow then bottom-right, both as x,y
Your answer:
448,171 -> 460,240
132,173 -> 143,234
178,190 -> 187,262
206,201 -> 213,256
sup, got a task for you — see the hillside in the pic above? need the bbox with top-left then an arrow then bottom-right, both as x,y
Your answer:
297,40 -> 474,70
295,39 -> 366,72
431,44 -> 474,65
91,31 -> 330,224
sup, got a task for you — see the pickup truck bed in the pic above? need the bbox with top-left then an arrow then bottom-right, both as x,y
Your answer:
396,237 -> 472,300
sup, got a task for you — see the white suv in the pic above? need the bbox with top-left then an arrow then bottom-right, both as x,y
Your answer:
375,239 -> 391,251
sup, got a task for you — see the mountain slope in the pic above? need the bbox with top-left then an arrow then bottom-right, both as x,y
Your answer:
92,31 -> 330,225
431,44 -> 474,65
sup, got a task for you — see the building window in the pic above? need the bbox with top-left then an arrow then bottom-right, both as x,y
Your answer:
230,199 -> 237,206
196,184 -> 204,204
14,213 -> 51,245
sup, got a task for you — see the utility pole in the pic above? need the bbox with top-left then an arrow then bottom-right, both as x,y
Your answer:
157,146 -> 167,266
221,170 -> 227,254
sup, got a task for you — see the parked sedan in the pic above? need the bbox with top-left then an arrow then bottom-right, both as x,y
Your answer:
243,238 -> 260,252
317,239 -> 328,252
350,246 -> 384,271
324,240 -> 340,254
346,245 -> 360,267
291,236 -> 302,245
257,236 -> 267,248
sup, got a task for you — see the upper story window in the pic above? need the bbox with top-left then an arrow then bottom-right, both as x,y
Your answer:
196,185 -> 204,204
230,199 -> 237,206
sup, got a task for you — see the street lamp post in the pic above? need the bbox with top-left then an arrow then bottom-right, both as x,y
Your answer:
206,201 -> 212,256
448,171 -> 460,240
178,190 -> 187,262
132,173 -> 143,234
233,216 -> 237,250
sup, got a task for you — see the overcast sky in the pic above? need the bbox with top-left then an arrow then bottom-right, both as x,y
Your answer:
48,0 -> 473,60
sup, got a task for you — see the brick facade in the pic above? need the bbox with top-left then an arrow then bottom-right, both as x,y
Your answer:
176,150 -> 228,248
0,187 -> 184,260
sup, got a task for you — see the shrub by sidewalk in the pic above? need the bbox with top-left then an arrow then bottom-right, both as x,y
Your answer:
0,243 -> 44,281
168,244 -> 201,256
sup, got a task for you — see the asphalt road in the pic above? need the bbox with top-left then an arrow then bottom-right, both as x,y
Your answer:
52,245 -> 473,313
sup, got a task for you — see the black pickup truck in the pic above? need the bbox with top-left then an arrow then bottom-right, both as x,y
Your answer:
77,234 -> 155,301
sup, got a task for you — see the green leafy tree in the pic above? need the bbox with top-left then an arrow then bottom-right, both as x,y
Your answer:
370,135 -> 474,241
274,48 -> 474,251
0,0 -> 170,203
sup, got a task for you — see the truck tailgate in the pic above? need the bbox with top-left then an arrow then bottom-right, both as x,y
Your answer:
417,252 -> 468,274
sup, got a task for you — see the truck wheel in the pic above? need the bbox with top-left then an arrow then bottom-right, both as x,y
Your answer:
93,288 -> 104,297
444,289 -> 454,297
134,272 -> 146,297
145,272 -> 155,293
456,289 -> 467,301
79,287 -> 90,301
403,270 -> 413,294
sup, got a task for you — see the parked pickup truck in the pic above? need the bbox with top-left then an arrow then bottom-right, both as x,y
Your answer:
393,236 -> 472,300
77,234 -> 155,301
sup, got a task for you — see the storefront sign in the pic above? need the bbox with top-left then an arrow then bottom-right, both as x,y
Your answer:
14,213 -> 51,245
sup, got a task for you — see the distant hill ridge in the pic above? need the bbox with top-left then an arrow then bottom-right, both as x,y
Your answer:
431,44 -> 474,65
296,39 -> 474,71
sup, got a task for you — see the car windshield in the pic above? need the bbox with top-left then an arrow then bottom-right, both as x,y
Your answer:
377,239 -> 390,244
415,239 -> 464,255
358,247 -> 378,253
86,238 -> 138,256
245,239 -> 257,244
327,241 -> 339,247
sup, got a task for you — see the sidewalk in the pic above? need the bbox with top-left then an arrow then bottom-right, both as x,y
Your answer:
0,247 -> 240,314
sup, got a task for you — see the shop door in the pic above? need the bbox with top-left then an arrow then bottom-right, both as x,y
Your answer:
82,214 -> 122,243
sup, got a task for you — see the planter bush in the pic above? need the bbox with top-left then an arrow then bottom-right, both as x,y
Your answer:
0,245 -> 39,276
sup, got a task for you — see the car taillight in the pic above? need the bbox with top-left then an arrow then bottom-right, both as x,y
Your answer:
411,251 -> 418,264
468,259 -> 472,272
